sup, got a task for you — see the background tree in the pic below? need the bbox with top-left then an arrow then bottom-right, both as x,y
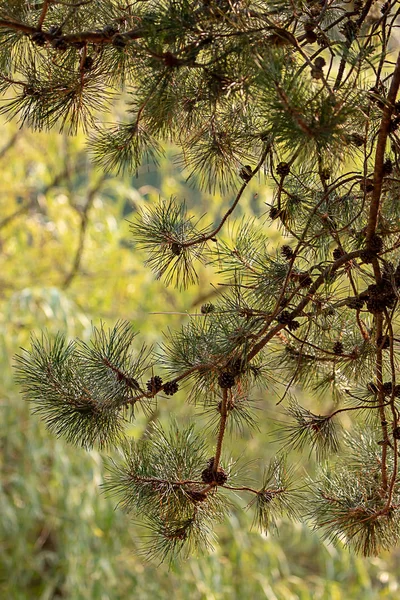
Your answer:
4,0 -> 400,565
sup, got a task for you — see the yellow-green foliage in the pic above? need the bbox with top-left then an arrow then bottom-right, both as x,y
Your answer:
1,121 -> 400,599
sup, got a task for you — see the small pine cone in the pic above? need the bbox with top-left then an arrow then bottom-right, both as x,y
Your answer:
31,31 -> 46,46
239,165 -> 252,182
383,382 -> 393,396
360,249 -> 376,264
333,341 -> 344,355
390,116 -> 400,133
112,33 -> 127,48
228,357 -> 245,376
287,319 -> 301,331
163,381 -> 179,396
346,296 -> 364,310
201,466 -> 214,484
366,295 -> 386,314
103,24 -> 118,37
298,272 -> 312,288
304,20 -> 316,33
281,245 -> 294,260
395,264 -> 400,287
360,178 -> 374,193
280,297 -> 290,308
349,133 -> 365,147
187,490 -> 208,503
377,335 -> 390,349
82,56 -> 94,71
201,465 -> 228,485
51,37 -> 68,51
214,468 -> 228,485
218,372 -> 235,389
201,302 -> 215,314
367,234 -> 383,254
269,206 -> 280,220
320,168 -> 331,180
146,375 -> 163,394
383,158 -> 393,175
314,57 -> 326,69
393,426 -> 400,440
333,247 -> 344,260
276,162 -> 290,176
305,30 -> 318,43
171,242 -> 182,256
277,310 -> 292,325
367,382 -> 378,394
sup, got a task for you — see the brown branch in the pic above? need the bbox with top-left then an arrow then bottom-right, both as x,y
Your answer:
0,17 -> 149,44
246,249 -> 364,362
366,51 -> 400,242
37,1 -> 49,30
213,387 -> 228,473
184,145 -> 270,248
62,175 -> 106,289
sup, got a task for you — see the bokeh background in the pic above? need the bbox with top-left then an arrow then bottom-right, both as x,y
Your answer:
1,119 -> 400,599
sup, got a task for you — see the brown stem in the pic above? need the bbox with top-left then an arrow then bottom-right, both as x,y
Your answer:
184,145 -> 270,247
366,51 -> 400,242
247,249 -> 363,361
376,313 -> 389,492
37,1 -> 49,30
62,175 -> 106,289
213,387 -> 228,472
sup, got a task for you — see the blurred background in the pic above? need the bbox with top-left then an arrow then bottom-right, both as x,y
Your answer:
1,119 -> 400,600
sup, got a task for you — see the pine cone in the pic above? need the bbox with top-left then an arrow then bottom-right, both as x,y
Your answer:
146,375 -> 163,394
377,335 -> 390,349
269,206 -> 281,220
239,165 -> 252,182
288,319 -> 301,331
367,234 -> 383,254
201,458 -> 228,485
298,272 -> 312,288
366,295 -> 387,314
171,242 -> 182,256
314,57 -> 326,69
383,382 -> 393,396
333,247 -> 344,260
51,37 -> 68,51
277,310 -> 292,325
82,56 -> 94,71
31,31 -> 46,46
281,245 -> 294,260
228,357 -> 245,376
163,381 -> 179,396
333,341 -> 344,355
112,33 -> 127,48
218,372 -> 235,389
383,158 -> 393,175
187,490 -> 208,503
349,133 -> 365,147
346,296 -> 364,310
393,426 -> 400,439
276,162 -> 290,176
305,30 -> 318,43
201,302 -> 215,314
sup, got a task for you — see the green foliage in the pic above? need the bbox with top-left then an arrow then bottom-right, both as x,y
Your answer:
3,0 -> 400,582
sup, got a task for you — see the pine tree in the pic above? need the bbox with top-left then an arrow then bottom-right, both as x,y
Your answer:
8,0 -> 400,561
